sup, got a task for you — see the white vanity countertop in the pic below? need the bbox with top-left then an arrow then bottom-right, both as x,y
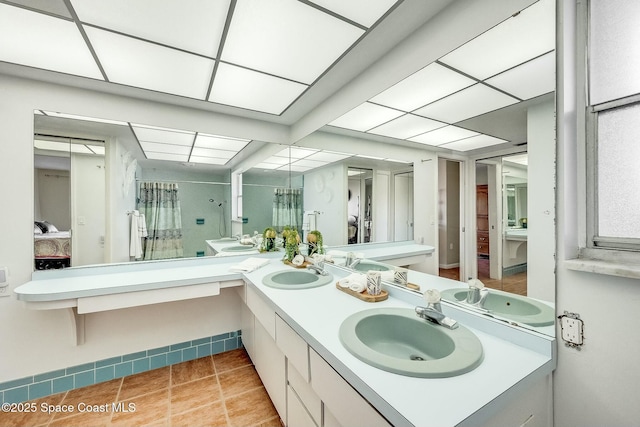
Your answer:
14,241 -> 433,302
243,261 -> 553,427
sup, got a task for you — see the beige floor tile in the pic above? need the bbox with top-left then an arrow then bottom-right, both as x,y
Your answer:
0,393 -> 65,427
110,389 -> 169,426
171,357 -> 215,386
253,415 -> 284,427
225,387 -> 278,427
54,378 -> 122,421
218,365 -> 263,398
171,376 -> 222,415
170,400 -> 228,427
213,348 -> 252,374
118,366 -> 170,401
48,409 -> 112,427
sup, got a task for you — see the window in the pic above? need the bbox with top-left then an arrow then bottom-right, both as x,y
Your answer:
585,0 -> 640,253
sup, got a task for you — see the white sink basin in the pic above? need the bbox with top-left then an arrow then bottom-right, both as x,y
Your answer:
339,307 -> 483,378
262,269 -> 333,289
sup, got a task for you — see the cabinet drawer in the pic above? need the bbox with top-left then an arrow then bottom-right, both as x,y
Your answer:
288,359 -> 321,425
276,314 -> 310,382
246,285 -> 275,339
309,349 -> 390,427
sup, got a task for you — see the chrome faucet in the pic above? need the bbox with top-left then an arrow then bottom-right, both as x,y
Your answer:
306,261 -> 328,276
466,278 -> 489,308
415,289 -> 458,329
348,258 -> 362,269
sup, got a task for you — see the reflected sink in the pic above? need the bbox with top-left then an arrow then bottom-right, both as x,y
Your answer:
441,288 -> 555,327
339,307 -> 483,378
350,260 -> 391,272
262,269 -> 333,289
220,245 -> 257,253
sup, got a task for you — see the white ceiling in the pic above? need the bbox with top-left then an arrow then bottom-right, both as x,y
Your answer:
5,0 -> 555,170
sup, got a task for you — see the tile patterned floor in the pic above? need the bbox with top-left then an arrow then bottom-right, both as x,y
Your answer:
440,262 -> 528,296
0,348 -> 281,427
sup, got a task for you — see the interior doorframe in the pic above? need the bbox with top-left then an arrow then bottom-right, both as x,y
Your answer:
437,156 -> 466,280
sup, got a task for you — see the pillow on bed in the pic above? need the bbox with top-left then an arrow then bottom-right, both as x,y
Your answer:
42,221 -> 59,233
35,221 -> 59,233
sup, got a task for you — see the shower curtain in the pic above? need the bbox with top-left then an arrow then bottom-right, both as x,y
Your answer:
139,182 -> 184,260
273,188 -> 303,232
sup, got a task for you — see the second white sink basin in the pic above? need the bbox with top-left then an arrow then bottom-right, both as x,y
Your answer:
262,269 -> 333,289
339,307 -> 483,378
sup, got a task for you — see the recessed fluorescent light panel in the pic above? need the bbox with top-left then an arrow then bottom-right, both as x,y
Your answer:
0,3 -> 102,79
485,52 -> 555,100
370,63 -> 475,112
71,0 -> 230,57
368,114 -> 446,139
43,112 -> 128,126
209,63 -> 307,115
438,0 -> 555,80
329,102 -> 404,132
308,0 -> 399,27
84,27 -> 215,99
414,84 -> 518,123
439,134 -> 507,151
409,125 -> 479,146
222,0 -> 364,84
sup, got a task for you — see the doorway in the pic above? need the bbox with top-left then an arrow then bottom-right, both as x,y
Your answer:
393,171 -> 414,241
347,168 -> 373,244
438,159 -> 463,281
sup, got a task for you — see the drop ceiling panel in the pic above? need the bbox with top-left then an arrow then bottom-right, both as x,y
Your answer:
190,156 -> 229,165
329,102 -> 404,132
306,151 -> 352,162
132,125 -> 195,146
369,63 -> 475,112
413,84 -> 518,123
71,0 -> 229,57
308,0 -> 398,27
221,0 -> 364,84
409,125 -> 479,146
194,134 -> 250,151
439,134 -> 506,151
368,114 -> 446,139
485,52 -> 555,100
292,159 -> 327,168
84,26 -> 215,99
209,63 -> 307,115
139,142 -> 191,156
438,0 -> 555,80
190,147 -> 236,159
0,4 -> 103,79
145,152 -> 189,162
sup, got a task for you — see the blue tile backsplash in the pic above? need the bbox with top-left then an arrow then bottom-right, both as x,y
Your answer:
0,330 -> 240,404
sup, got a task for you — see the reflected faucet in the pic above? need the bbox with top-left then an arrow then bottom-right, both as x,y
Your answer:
466,278 -> 489,308
415,289 -> 458,329
306,260 -> 328,276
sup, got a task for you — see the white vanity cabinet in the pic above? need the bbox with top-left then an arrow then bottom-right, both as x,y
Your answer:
242,284 -> 392,427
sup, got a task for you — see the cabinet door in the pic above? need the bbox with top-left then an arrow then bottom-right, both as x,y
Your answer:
309,350 -> 390,427
240,303 -> 255,359
254,319 -> 286,421
287,385 -> 318,427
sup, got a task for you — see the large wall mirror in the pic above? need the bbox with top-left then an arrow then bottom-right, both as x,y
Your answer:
33,111 -> 414,270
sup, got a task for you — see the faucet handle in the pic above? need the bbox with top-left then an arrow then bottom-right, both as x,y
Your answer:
467,278 -> 485,289
423,289 -> 441,304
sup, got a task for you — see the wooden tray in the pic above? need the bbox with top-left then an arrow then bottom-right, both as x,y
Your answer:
335,283 -> 388,302
284,260 -> 312,269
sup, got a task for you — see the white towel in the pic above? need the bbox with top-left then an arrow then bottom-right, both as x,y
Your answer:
338,273 -> 367,293
229,257 -> 270,273
129,210 -> 148,259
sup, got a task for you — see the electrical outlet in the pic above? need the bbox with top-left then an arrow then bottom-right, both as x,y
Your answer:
559,311 -> 584,349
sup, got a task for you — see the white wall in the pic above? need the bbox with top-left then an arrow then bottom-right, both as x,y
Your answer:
71,154 -> 105,266
527,100 -> 556,302
303,163 -> 347,246
0,75 -> 247,383
554,1 -> 640,425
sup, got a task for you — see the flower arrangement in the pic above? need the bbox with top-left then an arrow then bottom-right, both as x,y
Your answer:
306,230 -> 324,256
284,229 -> 301,262
261,227 -> 277,252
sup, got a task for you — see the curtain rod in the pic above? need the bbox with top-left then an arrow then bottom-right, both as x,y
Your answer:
136,179 -> 230,185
